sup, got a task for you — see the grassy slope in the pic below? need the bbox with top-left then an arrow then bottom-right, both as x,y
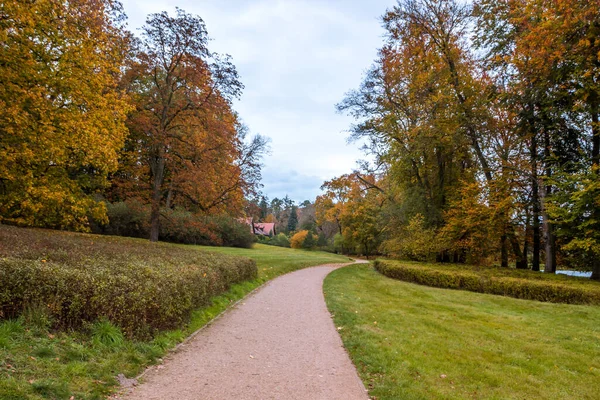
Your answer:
0,228 -> 350,400
324,263 -> 600,400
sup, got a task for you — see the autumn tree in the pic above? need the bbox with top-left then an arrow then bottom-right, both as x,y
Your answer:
0,0 -> 130,230
338,0 -> 537,266
474,0 -> 599,275
290,230 -> 309,249
316,175 -> 355,239
115,8 -> 267,241
298,201 -> 317,232
316,173 -> 384,256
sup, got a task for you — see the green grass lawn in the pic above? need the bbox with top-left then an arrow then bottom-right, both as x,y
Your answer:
324,263 -> 600,400
0,228 -> 350,400
197,243 -> 352,282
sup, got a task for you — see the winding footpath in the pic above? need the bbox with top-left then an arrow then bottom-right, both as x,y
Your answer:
118,262 -> 369,400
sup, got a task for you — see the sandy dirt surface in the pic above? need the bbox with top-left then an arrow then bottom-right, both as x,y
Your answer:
118,263 -> 369,400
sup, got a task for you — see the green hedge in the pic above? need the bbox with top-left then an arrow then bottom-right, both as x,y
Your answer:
0,225 -> 257,338
374,260 -> 600,305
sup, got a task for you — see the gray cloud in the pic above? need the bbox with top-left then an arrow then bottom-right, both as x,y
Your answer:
121,0 -> 392,200
261,168 -> 324,203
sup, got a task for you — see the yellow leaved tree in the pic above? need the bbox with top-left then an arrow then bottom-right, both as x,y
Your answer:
0,0 -> 130,230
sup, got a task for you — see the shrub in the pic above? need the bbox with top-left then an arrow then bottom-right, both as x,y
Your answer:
257,233 -> 292,248
94,201 -> 253,248
0,225 -> 257,338
381,214 -> 442,261
333,233 -> 345,253
101,201 -> 149,238
302,231 -> 316,249
212,216 -> 255,248
374,260 -> 600,305
290,230 -> 309,249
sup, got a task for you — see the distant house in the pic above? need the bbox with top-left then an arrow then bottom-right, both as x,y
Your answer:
239,218 -> 276,236
252,222 -> 275,236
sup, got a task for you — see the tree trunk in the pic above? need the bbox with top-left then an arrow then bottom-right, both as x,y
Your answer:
591,94 -> 599,166
501,234 -> 508,268
521,209 -> 530,270
544,217 -> 557,273
511,234 -> 527,269
530,131 -> 541,271
150,152 -> 166,243
590,95 -> 599,279
542,129 -> 556,273
165,182 -> 174,209
522,227 -> 529,270
592,259 -> 600,281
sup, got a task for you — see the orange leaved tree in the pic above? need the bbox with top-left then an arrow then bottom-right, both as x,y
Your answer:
114,9 -> 267,241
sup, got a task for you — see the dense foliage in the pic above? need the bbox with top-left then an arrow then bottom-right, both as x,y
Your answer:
374,260 -> 600,305
0,0 -> 130,230
0,225 -> 257,338
0,2 -> 268,244
290,230 -> 309,249
93,201 -> 253,248
330,0 -> 600,277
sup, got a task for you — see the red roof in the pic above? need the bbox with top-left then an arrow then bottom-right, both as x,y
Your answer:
253,222 -> 275,236
239,218 -> 276,236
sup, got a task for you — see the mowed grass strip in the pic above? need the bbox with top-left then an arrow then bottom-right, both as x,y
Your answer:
324,263 -> 600,400
0,226 -> 350,400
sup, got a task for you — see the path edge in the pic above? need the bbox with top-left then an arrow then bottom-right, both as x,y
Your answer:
116,259 -> 359,394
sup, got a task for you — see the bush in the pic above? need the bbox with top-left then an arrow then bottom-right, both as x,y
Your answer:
99,201 -> 149,238
259,233 -> 290,248
0,225 -> 257,338
93,201 -> 253,248
381,214 -> 442,261
290,230 -> 309,249
374,260 -> 600,305
333,233 -> 345,253
302,231 -> 316,249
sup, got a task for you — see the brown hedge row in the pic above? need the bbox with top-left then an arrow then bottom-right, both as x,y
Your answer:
0,225 -> 257,338
374,260 -> 600,305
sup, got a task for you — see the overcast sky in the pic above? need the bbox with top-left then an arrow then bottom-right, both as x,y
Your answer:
121,0 -> 395,203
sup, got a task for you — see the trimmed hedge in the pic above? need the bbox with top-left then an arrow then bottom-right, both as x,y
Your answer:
374,260 -> 600,305
0,225 -> 257,338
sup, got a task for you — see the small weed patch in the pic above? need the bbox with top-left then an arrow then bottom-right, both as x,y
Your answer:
91,320 -> 125,348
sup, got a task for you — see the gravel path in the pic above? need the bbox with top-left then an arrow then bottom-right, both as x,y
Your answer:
118,263 -> 369,400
